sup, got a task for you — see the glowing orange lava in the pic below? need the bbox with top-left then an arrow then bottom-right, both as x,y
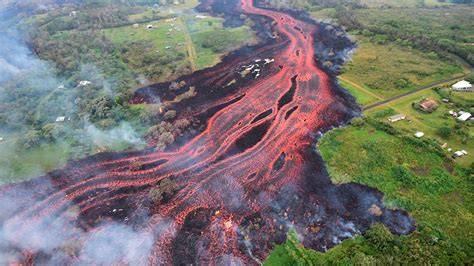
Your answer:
0,1 -> 413,264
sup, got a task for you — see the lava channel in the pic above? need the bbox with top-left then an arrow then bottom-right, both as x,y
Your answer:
0,0 -> 415,265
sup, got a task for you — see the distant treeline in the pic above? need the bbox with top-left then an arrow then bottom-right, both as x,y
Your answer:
260,0 -> 473,66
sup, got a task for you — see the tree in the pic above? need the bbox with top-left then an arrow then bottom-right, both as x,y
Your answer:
351,117 -> 365,127
364,224 -> 395,252
23,129 -> 41,148
159,131 -> 174,145
174,119 -> 190,130
148,186 -> 163,203
42,123 -> 62,141
163,110 -> 176,120
129,159 -> 143,171
391,165 -> 416,187
160,179 -> 178,195
148,178 -> 178,203
436,127 -> 451,139
140,104 -> 164,124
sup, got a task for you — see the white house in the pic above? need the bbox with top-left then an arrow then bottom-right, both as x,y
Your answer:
452,80 -> 472,91
388,114 -> 406,123
453,150 -> 468,158
414,131 -> 424,138
55,116 -> 66,123
457,112 -> 472,122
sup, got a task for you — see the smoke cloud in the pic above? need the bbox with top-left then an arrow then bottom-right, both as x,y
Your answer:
85,122 -> 145,148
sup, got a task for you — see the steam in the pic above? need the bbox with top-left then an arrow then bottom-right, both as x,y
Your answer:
0,32 -> 62,92
0,15 -> 147,183
80,223 -> 154,264
0,179 -> 155,264
85,122 -> 145,148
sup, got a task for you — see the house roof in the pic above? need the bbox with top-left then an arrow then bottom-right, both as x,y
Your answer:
452,80 -> 472,89
414,131 -> 424,138
420,100 -> 437,109
389,114 -> 406,120
458,112 -> 472,122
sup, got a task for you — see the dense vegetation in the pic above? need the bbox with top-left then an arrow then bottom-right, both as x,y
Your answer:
261,0 -> 474,66
0,0 -> 257,183
266,120 -> 473,264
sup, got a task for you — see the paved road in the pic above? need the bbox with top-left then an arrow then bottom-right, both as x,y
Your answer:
363,69 -> 474,111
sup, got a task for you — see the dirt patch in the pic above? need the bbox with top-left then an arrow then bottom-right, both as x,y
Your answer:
409,165 -> 430,176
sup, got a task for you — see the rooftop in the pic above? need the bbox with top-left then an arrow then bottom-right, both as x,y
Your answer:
420,99 -> 437,110
452,80 -> 472,89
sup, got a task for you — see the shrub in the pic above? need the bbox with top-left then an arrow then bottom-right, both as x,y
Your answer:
373,108 -> 395,118
436,127 -> 452,139
148,179 -> 178,203
364,224 -> 395,252
351,117 -> 365,127
23,129 -> 41,149
392,165 -> 416,188
163,110 -> 177,120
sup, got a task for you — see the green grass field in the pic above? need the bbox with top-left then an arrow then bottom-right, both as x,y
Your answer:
265,121 -> 472,264
338,77 -> 381,106
104,13 -> 256,82
0,134 -> 72,184
318,123 -> 473,248
366,88 -> 473,167
339,35 -> 467,102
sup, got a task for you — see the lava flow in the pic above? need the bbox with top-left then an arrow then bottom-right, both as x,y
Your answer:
0,0 -> 415,264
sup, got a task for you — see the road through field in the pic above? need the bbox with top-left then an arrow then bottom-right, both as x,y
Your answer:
363,68 -> 474,111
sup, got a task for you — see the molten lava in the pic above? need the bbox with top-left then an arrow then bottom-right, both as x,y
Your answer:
0,0 -> 414,264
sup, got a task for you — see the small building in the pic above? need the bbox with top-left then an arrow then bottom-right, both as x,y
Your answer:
195,15 -> 208,19
69,11 -> 77,17
419,99 -> 438,111
388,114 -> 406,123
414,131 -> 424,138
457,112 -> 472,122
453,150 -> 468,158
79,80 -> 91,86
442,98 -> 449,103
133,23 -> 139,28
55,116 -> 66,123
147,24 -> 154,29
452,80 -> 472,91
